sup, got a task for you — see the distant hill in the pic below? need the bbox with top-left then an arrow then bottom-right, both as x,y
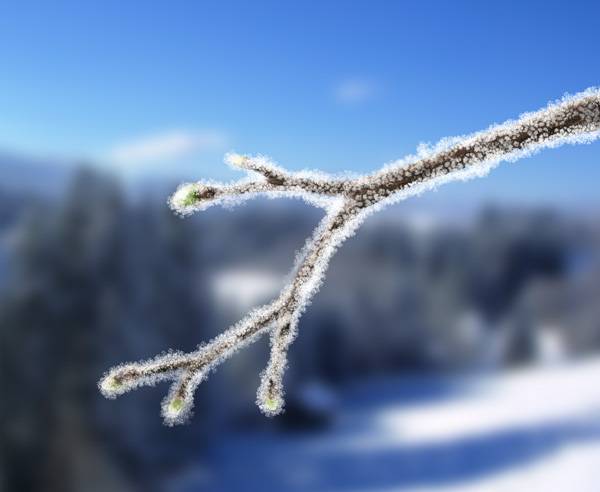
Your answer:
0,151 -> 74,197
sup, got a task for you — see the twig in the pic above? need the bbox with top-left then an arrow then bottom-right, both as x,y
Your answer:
100,88 -> 600,424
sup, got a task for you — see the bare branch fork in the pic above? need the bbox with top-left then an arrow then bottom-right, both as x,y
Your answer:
100,88 -> 600,424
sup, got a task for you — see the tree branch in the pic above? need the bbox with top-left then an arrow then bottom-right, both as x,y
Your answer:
100,88 -> 600,424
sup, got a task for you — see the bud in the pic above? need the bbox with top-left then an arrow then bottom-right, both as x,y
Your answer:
262,395 -> 283,415
170,183 -> 200,210
168,397 -> 184,414
257,376 -> 285,417
226,153 -> 248,168
99,374 -> 125,397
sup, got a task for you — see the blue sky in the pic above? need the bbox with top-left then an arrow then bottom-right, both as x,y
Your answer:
1,0 -> 599,206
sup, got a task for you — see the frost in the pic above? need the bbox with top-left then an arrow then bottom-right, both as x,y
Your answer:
101,88 -> 600,425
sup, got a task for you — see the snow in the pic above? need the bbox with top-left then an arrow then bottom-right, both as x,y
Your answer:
372,361 -> 600,447
184,358 -> 600,492
211,268 -> 282,310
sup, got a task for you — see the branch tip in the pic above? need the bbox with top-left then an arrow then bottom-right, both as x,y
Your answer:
163,396 -> 188,423
169,182 -> 218,215
257,377 -> 285,417
225,152 -> 250,169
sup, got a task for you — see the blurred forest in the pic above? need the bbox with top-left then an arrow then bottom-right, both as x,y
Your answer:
2,165 -> 600,491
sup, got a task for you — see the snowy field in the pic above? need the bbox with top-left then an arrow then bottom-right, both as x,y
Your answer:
173,358 -> 600,492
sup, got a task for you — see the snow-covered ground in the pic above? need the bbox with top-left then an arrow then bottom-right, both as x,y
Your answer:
173,358 -> 600,492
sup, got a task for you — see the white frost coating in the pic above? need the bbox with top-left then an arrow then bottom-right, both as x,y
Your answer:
102,88 -> 600,424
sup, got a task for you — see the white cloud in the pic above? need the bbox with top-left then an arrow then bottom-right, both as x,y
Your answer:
106,129 -> 227,166
334,79 -> 376,104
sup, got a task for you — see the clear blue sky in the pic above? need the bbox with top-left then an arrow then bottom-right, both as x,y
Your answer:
1,0 -> 599,206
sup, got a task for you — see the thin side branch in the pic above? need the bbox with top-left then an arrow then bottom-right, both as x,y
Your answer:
100,88 -> 600,424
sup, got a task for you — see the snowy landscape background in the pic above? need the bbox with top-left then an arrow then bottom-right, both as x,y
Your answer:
3,158 -> 600,492
2,1 -> 600,491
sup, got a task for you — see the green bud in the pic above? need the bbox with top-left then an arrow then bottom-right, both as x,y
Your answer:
101,375 -> 123,394
169,397 -> 185,413
171,184 -> 199,210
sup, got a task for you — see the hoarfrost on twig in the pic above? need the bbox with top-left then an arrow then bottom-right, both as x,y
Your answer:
99,88 -> 600,424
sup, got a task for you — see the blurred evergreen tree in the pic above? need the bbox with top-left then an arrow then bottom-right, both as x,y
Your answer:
0,167 -> 212,491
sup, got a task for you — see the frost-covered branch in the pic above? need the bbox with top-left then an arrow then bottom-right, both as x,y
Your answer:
100,88 -> 600,424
